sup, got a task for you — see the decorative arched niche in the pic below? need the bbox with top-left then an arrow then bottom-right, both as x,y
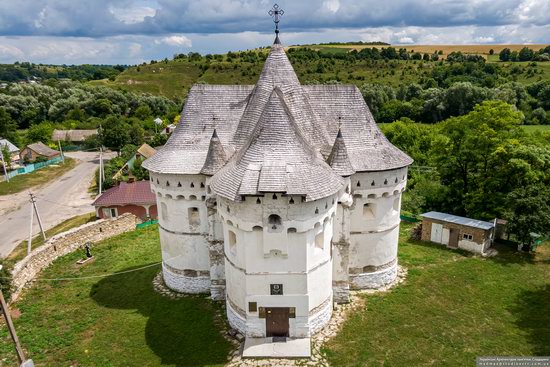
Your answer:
267,214 -> 283,233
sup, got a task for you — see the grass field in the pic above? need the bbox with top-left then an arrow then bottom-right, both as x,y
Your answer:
1,221 -> 548,366
0,158 -> 76,196
91,43 -> 550,101
0,225 -> 231,366
323,223 -> 550,366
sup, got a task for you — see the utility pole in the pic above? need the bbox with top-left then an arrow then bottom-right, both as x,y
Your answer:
0,285 -> 27,365
98,147 -> 103,195
57,140 -> 65,164
0,150 -> 9,183
27,197 -> 33,256
27,192 -> 46,255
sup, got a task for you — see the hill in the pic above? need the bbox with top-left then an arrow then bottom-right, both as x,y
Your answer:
90,43 -> 550,100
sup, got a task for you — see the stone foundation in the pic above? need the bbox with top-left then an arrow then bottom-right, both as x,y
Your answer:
332,282 -> 350,304
227,299 -> 247,336
309,297 -> 333,335
349,260 -> 398,289
162,263 -> 210,294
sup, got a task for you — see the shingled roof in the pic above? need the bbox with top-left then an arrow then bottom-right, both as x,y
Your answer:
143,36 -> 412,201
201,129 -> 227,176
92,181 -> 155,207
25,142 -> 59,158
326,129 -> 355,177
210,88 -> 344,201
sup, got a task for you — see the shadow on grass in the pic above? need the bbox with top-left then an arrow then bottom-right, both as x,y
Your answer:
486,243 -> 538,266
509,284 -> 550,355
89,264 -> 229,367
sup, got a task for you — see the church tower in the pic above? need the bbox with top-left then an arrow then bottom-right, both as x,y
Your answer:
143,4 -> 412,339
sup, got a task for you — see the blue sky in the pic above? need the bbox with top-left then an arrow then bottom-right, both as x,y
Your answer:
0,0 -> 549,65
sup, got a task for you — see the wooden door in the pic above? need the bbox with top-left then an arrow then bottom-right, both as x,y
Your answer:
265,307 -> 289,337
448,228 -> 459,248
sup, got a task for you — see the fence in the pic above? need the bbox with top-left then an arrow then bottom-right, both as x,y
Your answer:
136,219 -> 158,229
1,156 -> 64,181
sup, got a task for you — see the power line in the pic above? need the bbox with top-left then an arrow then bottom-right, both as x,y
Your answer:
0,262 -> 161,281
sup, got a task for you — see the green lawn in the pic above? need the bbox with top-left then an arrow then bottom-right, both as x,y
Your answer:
2,222 -> 548,366
0,226 -> 231,366
323,223 -> 550,366
0,158 -> 77,196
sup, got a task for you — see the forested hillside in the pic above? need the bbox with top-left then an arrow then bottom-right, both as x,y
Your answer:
1,44 -> 549,246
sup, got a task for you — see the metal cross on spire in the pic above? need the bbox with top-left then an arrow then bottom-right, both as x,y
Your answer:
268,4 -> 284,44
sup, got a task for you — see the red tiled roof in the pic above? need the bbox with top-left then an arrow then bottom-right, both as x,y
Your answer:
92,181 -> 155,207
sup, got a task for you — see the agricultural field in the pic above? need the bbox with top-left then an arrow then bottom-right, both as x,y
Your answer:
308,43 -> 550,59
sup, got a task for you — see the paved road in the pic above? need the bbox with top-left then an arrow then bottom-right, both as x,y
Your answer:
0,151 -> 115,258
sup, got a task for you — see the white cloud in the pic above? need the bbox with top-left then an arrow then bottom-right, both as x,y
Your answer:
0,44 -> 25,62
110,5 -> 156,25
399,37 -> 415,44
322,0 -> 341,13
156,35 -> 192,47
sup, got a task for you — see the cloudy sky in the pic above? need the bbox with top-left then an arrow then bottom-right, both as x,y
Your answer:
0,0 -> 549,65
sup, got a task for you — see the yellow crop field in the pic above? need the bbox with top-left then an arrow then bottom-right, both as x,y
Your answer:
310,44 -> 549,58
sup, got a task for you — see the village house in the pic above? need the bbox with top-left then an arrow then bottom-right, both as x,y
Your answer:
92,180 -> 157,220
20,142 -> 60,162
113,143 -> 156,181
51,129 -> 98,143
0,138 -> 21,165
142,10 -> 412,349
421,211 -> 494,254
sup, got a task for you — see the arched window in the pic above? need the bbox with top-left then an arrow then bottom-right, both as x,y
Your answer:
287,227 -> 297,233
253,225 -> 263,232
188,207 -> 200,226
268,214 -> 282,230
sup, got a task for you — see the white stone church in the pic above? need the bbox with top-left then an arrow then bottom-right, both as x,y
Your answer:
143,17 -> 412,340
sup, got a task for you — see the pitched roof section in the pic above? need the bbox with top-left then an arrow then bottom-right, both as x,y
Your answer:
304,85 -> 413,171
326,129 -> 355,176
143,40 -> 413,197
25,142 -> 59,157
0,139 -> 19,153
421,211 -> 494,230
201,129 -> 228,175
231,43 -> 303,147
210,88 -> 344,202
52,129 -> 97,142
137,143 -> 157,159
142,85 -> 253,174
92,180 -> 155,207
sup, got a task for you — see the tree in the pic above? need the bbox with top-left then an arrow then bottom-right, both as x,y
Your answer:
100,116 -> 130,152
1,146 -> 11,169
26,122 -> 54,144
489,49 -> 494,55
431,101 -> 525,218
0,107 -> 17,142
505,185 -> 550,250
131,157 -> 149,181
519,47 -> 534,62
133,104 -> 152,120
499,48 -> 511,61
